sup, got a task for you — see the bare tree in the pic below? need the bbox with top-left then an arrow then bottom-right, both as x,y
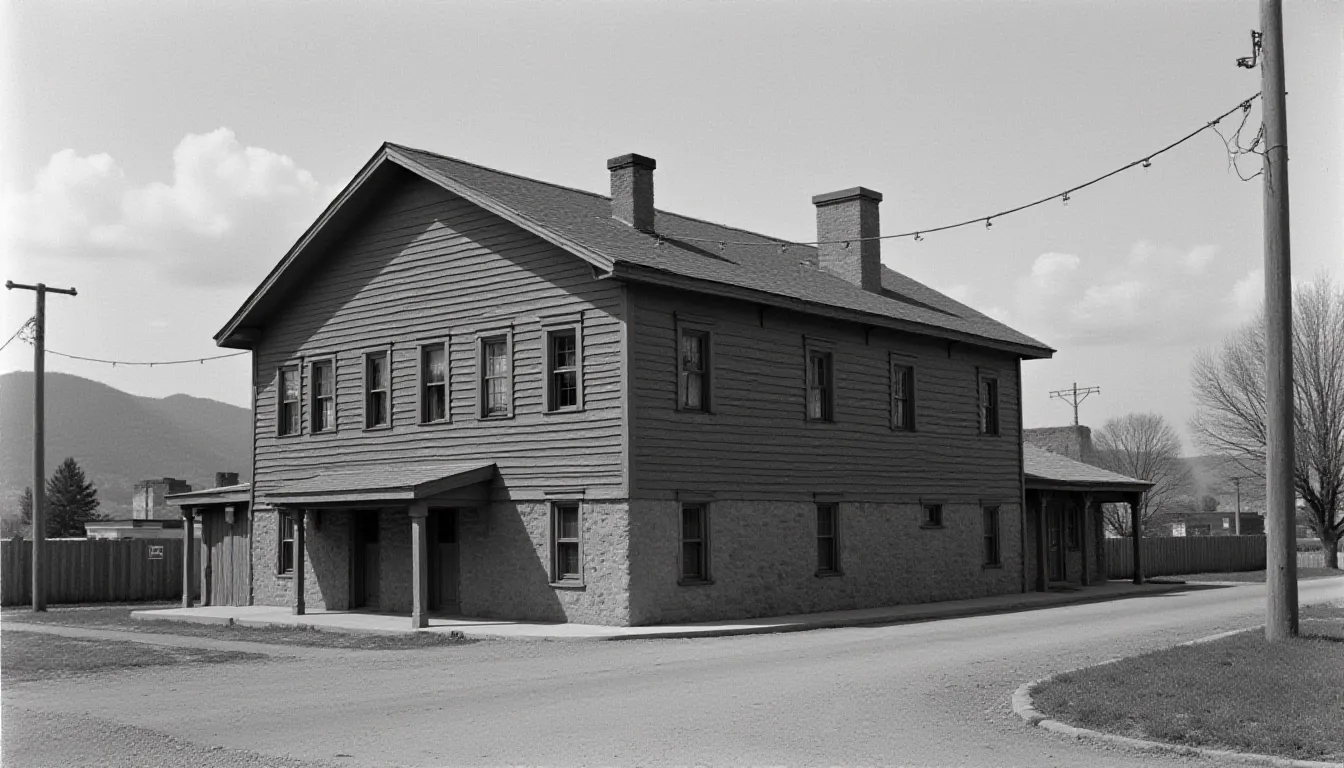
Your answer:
1191,274 -> 1344,568
1093,413 -> 1192,537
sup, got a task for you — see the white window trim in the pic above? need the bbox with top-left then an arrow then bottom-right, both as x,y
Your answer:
307,354 -> 338,435
363,346 -> 394,431
276,363 -> 302,438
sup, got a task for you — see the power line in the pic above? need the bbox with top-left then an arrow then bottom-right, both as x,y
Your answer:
42,348 -> 248,367
0,317 -> 35,352
663,92 -> 1263,250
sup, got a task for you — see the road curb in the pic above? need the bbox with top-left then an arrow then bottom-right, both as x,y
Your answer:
1011,626 -> 1344,768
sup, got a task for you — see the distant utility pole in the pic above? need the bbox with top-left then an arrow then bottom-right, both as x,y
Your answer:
1255,0 -> 1298,640
6,280 -> 78,612
1048,382 -> 1101,426
1231,476 -> 1246,535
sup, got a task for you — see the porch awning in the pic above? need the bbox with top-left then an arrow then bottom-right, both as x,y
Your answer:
1023,444 -> 1152,493
260,462 -> 496,507
167,483 -> 251,507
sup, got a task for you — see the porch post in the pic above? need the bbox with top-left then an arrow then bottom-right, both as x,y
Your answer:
181,507 -> 195,608
293,508 -> 307,615
1129,492 -> 1144,585
409,502 -> 429,629
1079,494 -> 1092,587
1036,491 -> 1049,592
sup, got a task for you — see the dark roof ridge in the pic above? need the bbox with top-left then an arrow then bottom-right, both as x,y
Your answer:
388,142 -> 813,251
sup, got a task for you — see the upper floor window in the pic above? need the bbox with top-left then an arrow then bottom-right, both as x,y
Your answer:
816,503 -> 840,576
979,375 -> 1000,436
891,362 -> 914,430
679,328 -> 710,412
480,335 -> 512,418
278,367 -> 300,437
420,343 -> 447,423
310,359 -> 335,433
547,328 -> 580,411
365,351 -> 390,429
551,502 -> 582,584
806,349 -> 834,421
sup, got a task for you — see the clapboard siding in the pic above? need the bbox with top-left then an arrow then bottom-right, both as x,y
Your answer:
631,284 -> 1022,501
254,177 -> 626,500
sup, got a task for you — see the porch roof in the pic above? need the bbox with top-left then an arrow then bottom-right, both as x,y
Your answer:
166,483 -> 251,507
1023,444 -> 1153,493
260,463 -> 496,507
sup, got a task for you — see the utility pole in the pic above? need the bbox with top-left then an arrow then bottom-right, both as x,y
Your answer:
1256,0 -> 1298,640
6,280 -> 78,612
1232,476 -> 1244,536
1048,382 -> 1101,426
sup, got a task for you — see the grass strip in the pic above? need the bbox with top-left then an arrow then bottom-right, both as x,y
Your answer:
1033,603 -> 1344,763
2,631 -> 264,683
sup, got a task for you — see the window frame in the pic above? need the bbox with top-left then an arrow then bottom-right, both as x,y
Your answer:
276,364 -> 302,438
277,511 -> 296,575
804,340 -> 836,423
678,502 -> 712,585
921,502 -> 945,529
1066,502 -> 1081,550
982,505 -> 1002,567
978,369 -> 1001,436
363,348 -> 393,430
549,501 -> 583,586
815,502 -> 841,577
675,315 -> 714,413
889,356 -> 916,431
308,356 -> 337,434
417,340 -> 450,425
544,324 -> 584,413
476,329 -> 514,420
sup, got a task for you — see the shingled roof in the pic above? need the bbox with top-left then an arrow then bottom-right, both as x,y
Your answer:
1023,443 -> 1152,492
216,143 -> 1054,358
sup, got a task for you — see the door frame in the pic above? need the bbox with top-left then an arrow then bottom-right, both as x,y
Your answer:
1046,504 -> 1066,582
427,508 -> 459,613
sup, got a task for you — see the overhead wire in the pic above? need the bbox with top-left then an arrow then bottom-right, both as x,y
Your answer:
0,318 -> 35,353
665,92 -> 1263,249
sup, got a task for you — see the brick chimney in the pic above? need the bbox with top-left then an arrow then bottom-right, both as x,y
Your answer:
215,471 -> 239,488
812,187 -> 883,293
607,154 -> 656,232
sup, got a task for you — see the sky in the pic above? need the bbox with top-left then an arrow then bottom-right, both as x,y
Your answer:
1,0 -> 1340,455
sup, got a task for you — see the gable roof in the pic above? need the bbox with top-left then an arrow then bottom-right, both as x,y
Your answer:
1023,443 -> 1153,492
217,143 -> 1054,358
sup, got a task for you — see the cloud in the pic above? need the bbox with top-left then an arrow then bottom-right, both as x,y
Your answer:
3,129 -> 338,285
996,242 -> 1261,347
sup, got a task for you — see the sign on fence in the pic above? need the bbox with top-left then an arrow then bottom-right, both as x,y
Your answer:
148,545 -> 164,560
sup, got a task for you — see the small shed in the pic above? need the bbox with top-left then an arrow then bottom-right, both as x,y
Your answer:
167,483 -> 251,607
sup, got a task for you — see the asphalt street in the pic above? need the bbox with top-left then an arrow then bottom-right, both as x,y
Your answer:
5,577 -> 1342,768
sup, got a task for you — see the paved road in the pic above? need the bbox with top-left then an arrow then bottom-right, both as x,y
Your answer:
5,578 -> 1342,767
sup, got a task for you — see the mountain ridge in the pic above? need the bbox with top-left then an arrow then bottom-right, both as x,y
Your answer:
0,371 -> 251,518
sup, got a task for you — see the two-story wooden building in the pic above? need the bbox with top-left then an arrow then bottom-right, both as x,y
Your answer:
207,144 -> 1078,627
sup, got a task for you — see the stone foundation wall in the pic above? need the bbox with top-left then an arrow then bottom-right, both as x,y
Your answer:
251,508 -> 349,610
459,500 -> 631,625
628,499 -> 1023,625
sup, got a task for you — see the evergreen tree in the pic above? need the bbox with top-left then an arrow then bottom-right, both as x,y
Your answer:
44,457 -> 102,537
18,487 -> 34,530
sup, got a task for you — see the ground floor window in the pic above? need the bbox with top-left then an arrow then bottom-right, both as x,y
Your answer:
680,503 -> 710,583
1066,504 -> 1081,550
551,503 -> 582,584
278,513 -> 295,574
816,503 -> 840,575
983,505 -> 1001,566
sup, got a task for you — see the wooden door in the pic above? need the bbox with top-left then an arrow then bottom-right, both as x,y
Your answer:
228,508 -> 250,605
428,509 -> 459,613
350,513 -> 381,610
1047,507 -> 1065,581
201,510 -> 222,606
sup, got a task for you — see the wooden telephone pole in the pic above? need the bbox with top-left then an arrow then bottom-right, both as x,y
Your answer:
5,280 -> 78,612
1257,0 -> 1298,640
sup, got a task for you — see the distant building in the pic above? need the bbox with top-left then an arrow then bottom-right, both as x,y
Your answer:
132,478 -> 192,521
1024,426 -> 1098,465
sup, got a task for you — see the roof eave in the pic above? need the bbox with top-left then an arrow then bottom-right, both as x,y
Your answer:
609,263 -> 1055,359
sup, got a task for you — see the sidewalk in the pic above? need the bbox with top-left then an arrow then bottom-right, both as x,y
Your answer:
132,580 -> 1192,641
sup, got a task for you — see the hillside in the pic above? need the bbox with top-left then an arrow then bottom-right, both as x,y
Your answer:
0,372 -> 250,518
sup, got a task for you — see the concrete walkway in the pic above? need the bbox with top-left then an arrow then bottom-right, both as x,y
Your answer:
133,580 -> 1194,640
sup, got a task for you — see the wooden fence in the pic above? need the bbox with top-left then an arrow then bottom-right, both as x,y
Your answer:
1,538 -> 199,606
1106,535 -> 1266,579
